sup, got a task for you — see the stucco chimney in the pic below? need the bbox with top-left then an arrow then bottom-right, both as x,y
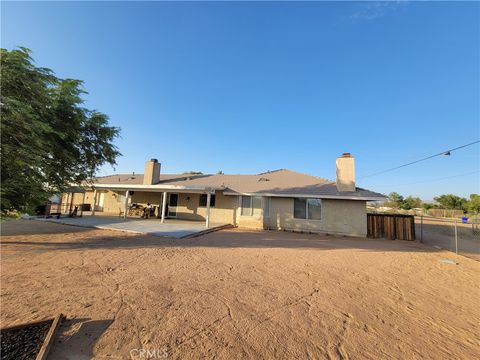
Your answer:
143,159 -> 160,185
336,153 -> 355,192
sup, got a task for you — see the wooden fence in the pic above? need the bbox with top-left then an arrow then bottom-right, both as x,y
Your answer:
427,209 -> 464,218
367,213 -> 416,240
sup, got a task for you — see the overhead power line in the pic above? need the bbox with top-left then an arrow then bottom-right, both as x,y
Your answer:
371,170 -> 479,188
358,140 -> 480,180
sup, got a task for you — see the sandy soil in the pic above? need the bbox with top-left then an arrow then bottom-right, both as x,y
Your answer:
1,220 -> 479,359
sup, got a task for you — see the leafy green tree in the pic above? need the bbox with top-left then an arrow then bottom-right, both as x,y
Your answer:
400,196 -> 422,210
422,202 -> 438,211
385,192 -> 404,208
433,194 -> 467,210
465,194 -> 480,214
1,47 -> 120,212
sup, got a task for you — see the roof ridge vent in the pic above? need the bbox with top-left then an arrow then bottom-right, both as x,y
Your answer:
258,168 -> 285,175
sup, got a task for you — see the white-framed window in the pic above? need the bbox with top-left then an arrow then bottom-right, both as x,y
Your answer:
294,198 -> 321,220
264,197 -> 271,218
241,196 -> 252,216
241,196 -> 262,216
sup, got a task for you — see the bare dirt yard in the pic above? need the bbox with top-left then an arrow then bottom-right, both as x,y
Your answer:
1,220 -> 479,359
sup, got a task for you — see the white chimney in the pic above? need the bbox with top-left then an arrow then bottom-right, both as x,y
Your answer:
143,159 -> 160,185
336,153 -> 355,192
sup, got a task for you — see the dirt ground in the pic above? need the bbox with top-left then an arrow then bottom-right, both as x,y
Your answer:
1,220 -> 479,359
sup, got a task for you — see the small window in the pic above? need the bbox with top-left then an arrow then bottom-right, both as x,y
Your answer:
252,196 -> 262,215
241,196 -> 252,216
241,196 -> 263,216
117,194 -> 126,204
294,198 -> 307,219
199,194 -> 215,207
307,199 -> 322,220
264,197 -> 271,217
294,198 -> 322,220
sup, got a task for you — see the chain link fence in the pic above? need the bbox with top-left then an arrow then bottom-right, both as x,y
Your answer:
416,216 -> 480,261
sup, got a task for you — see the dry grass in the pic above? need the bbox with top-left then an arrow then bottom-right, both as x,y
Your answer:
1,220 -> 479,359
418,217 -> 477,240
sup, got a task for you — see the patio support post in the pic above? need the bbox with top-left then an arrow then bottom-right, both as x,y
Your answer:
206,192 -> 211,228
62,193 -> 69,214
161,192 -> 167,223
124,190 -> 129,220
69,192 -> 74,214
80,192 -> 86,217
92,189 -> 97,216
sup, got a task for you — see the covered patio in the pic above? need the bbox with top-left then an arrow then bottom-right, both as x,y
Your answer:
36,216 -> 230,238
90,183 -> 218,228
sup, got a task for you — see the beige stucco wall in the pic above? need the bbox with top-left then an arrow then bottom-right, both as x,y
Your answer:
61,192 -> 85,207
235,196 -> 265,230
60,192 -> 88,213
65,190 -> 366,236
143,160 -> 160,185
129,191 -> 163,216
63,190 -> 133,215
264,197 -> 367,237
336,156 -> 356,192
90,190 -> 127,214
175,191 -> 237,224
75,190 -> 238,222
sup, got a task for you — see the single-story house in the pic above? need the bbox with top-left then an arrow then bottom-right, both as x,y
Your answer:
62,153 -> 386,237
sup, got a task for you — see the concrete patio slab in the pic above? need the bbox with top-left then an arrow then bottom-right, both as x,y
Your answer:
34,216 -> 228,238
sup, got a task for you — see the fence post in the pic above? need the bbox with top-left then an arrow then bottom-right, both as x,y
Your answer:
454,219 -> 458,255
420,215 -> 423,243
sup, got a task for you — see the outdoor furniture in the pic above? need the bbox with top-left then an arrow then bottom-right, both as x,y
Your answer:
150,206 -> 156,218
127,204 -> 144,217
142,206 -> 156,219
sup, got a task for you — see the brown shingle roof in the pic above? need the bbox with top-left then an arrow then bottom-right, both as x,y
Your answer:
90,169 -> 385,200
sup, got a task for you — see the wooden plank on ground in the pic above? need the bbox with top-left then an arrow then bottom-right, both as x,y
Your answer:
36,313 -> 63,360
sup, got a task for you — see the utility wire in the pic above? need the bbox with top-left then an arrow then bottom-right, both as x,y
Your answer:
358,140 -> 480,180
371,170 -> 479,188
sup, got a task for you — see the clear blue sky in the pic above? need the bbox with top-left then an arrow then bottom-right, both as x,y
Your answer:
2,1 -> 479,200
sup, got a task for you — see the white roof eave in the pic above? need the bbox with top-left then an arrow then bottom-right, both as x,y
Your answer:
85,183 -> 219,193
222,190 -> 386,201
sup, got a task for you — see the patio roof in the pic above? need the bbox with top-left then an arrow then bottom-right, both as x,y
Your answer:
90,183 -> 217,194
64,186 -> 86,193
